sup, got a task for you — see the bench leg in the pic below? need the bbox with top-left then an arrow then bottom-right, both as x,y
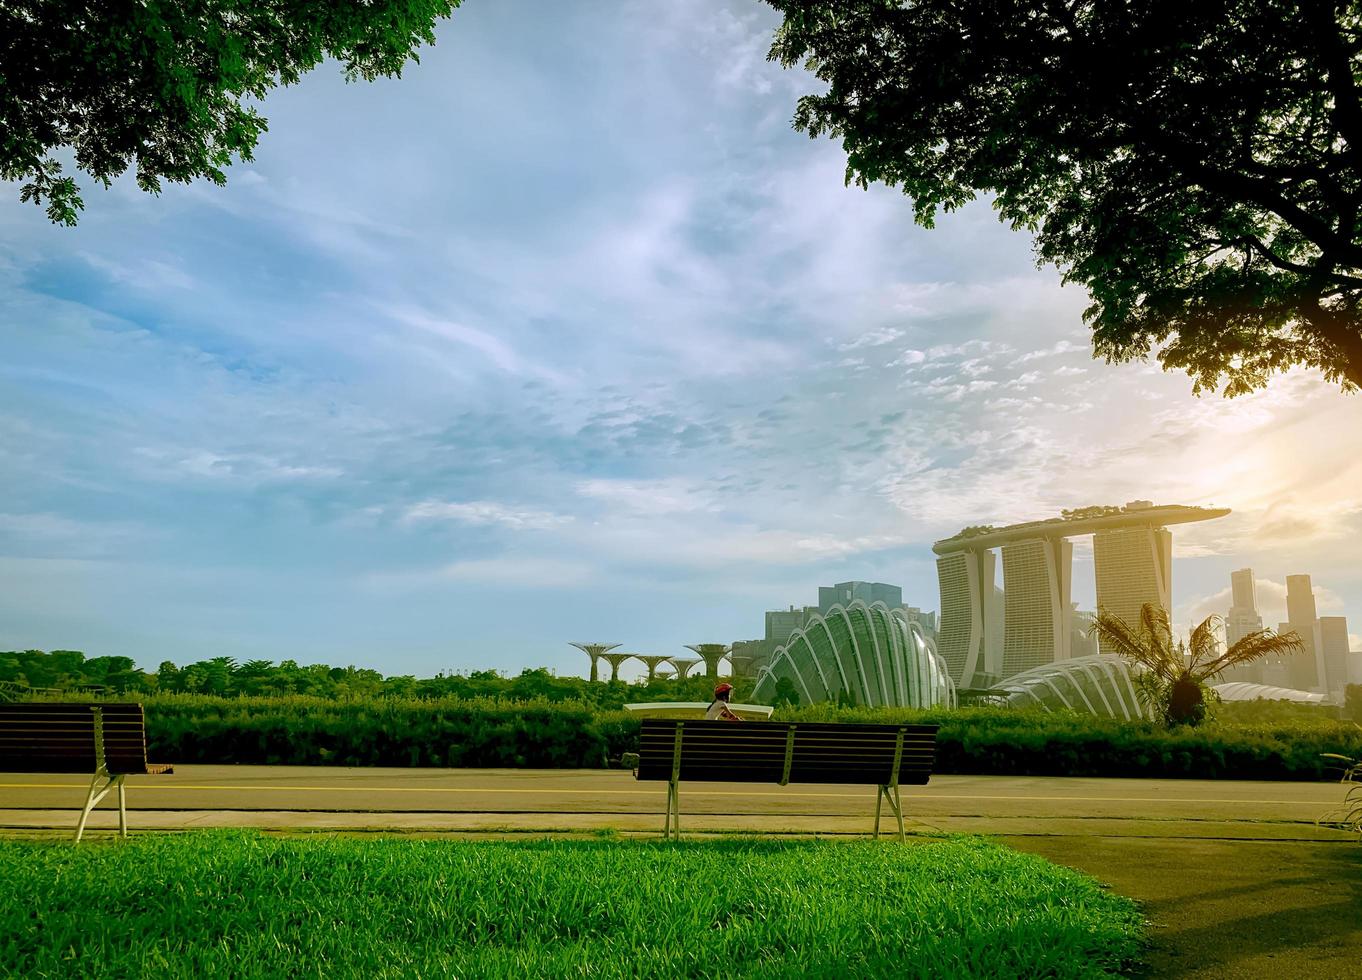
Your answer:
893,784 -> 905,842
117,776 -> 128,838
664,779 -> 680,840
75,769 -> 118,843
875,785 -> 906,843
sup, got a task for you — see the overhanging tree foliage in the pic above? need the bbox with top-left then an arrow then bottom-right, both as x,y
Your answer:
1,0 -> 460,225
767,0 -> 1362,394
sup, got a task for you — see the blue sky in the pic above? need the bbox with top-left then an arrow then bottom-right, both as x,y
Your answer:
3,0 -> 1361,678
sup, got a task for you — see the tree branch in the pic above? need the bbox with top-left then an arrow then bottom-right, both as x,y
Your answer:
1182,160 -> 1362,268
1310,0 -> 1362,157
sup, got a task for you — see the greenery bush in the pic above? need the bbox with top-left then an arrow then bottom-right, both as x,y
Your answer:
11,649 -> 1359,780
130,694 -> 613,768
21,692 -> 1351,781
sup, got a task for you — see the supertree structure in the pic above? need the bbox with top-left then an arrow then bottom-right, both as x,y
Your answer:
599,651 -> 636,682
684,644 -> 731,679
568,642 -> 621,683
634,655 -> 672,684
667,657 -> 702,680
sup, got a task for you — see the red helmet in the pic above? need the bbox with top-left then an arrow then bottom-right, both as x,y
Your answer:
714,682 -> 733,697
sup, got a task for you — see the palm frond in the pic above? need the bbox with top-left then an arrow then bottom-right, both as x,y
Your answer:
1088,606 -> 1178,681
1140,603 -> 1173,649
1198,628 -> 1305,682
1186,615 -> 1222,673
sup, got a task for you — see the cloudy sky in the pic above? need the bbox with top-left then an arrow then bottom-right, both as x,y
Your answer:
3,0 -> 1361,677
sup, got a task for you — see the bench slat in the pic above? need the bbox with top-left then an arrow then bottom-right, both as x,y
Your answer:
636,719 -> 937,788
0,703 -> 158,777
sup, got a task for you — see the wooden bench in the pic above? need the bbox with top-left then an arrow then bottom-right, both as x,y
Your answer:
0,703 -> 173,841
635,719 -> 938,840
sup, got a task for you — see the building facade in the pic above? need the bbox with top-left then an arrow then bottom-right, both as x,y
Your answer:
935,549 -> 999,688
1092,525 -> 1172,651
1285,574 -> 1323,691
934,504 -> 1228,686
1319,615 -> 1351,699
752,600 -> 956,709
1000,537 -> 1072,678
817,581 -> 903,612
764,606 -> 819,645
1223,568 -> 1265,684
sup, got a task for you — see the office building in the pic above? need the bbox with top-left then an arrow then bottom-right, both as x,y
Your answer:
1070,608 -> 1099,659
1258,622 -> 1296,688
900,606 -> 938,637
1285,574 -> 1323,691
764,606 -> 819,645
818,581 -> 903,612
1319,616 -> 1351,698
1223,568 -> 1265,684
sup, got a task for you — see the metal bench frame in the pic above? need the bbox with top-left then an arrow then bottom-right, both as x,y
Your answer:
637,720 -> 937,841
76,706 -> 129,842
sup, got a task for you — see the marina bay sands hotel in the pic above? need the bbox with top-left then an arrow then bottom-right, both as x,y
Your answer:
933,502 -> 1229,688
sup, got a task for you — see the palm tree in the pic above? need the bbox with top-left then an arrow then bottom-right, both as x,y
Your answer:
1088,603 -> 1304,726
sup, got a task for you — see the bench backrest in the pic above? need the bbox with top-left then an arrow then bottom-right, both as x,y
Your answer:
636,719 -> 938,786
0,703 -> 151,775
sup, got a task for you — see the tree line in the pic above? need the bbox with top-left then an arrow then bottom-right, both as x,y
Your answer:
0,649 -> 737,708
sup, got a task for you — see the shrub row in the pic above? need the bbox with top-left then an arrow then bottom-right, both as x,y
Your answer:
138,695 -> 609,768
50,693 -> 1362,781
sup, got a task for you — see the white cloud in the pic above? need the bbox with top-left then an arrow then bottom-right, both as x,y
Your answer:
141,449 -> 342,482
575,478 -> 719,516
837,327 -> 904,351
889,349 -> 928,368
1020,339 -> 1086,362
403,501 -> 570,531
366,556 -> 597,591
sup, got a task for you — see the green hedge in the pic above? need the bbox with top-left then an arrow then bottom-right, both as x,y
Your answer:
139,695 -> 611,769
44,693 -> 1362,780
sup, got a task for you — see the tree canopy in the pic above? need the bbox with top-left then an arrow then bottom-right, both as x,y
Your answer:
1,0 -> 460,225
767,0 -> 1362,394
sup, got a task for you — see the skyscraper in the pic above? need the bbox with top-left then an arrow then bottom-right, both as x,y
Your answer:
935,549 -> 999,687
1285,574 -> 1322,691
1000,537 -> 1072,678
1093,525 -> 1172,652
1319,616 -> 1351,698
1070,607 -> 1099,658
935,504 -> 1228,686
1223,568 -> 1265,684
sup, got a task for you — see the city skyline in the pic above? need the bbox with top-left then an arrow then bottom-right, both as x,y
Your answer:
3,0 -> 1361,679
934,503 -> 1229,688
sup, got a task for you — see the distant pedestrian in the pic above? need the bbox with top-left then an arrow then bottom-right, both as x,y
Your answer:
705,682 -> 743,721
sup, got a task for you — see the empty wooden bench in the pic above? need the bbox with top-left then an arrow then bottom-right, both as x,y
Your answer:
634,719 -> 938,840
0,703 -> 173,841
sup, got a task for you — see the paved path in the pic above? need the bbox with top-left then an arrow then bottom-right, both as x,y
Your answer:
0,766 -> 1353,838
3,767 -> 1359,977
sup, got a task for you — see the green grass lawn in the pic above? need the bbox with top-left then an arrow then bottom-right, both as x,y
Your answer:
0,832 -> 1143,979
